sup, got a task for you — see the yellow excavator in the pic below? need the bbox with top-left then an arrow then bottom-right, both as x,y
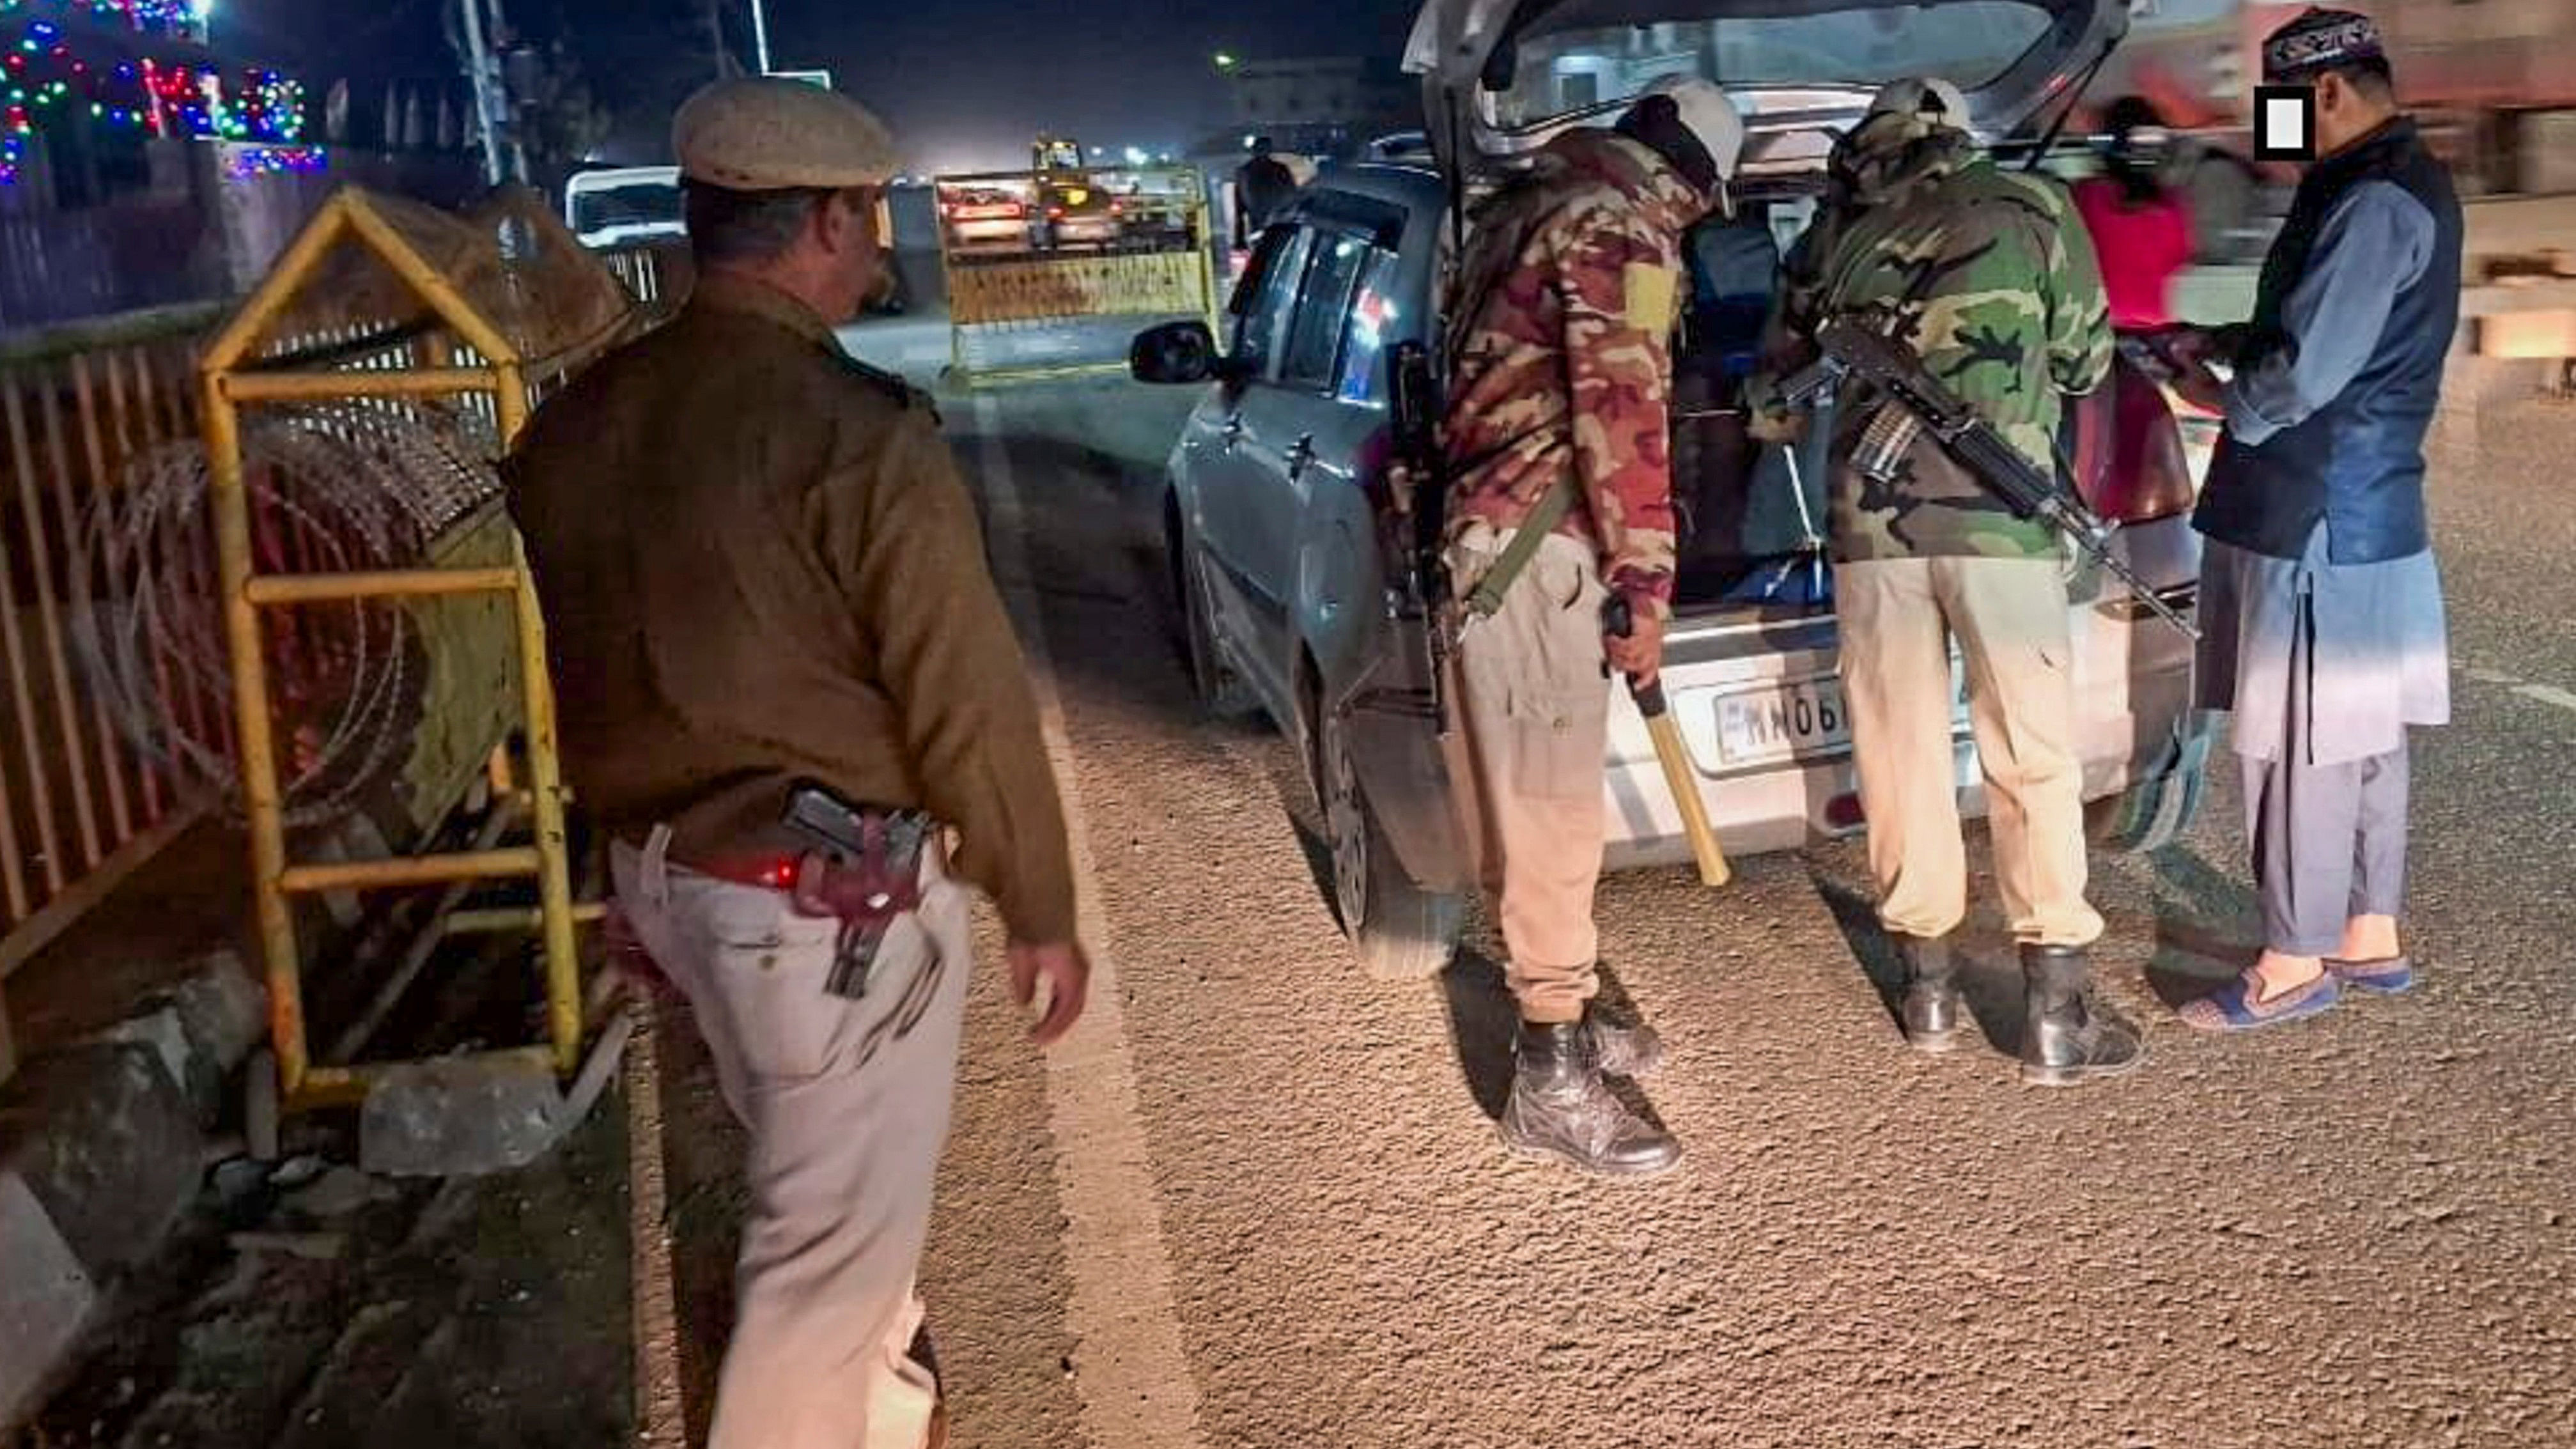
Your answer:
1032,136 -> 1085,176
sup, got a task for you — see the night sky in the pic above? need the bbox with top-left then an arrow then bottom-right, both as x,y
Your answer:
220,0 -> 1419,171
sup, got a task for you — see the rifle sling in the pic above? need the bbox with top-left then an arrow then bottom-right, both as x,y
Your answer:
1463,471 -> 1584,618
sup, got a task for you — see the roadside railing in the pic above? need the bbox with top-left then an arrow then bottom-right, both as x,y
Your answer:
1,304 -> 227,1083
0,240 -> 683,1084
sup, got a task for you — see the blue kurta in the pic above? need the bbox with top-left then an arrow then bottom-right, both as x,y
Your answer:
2194,180 -> 2452,767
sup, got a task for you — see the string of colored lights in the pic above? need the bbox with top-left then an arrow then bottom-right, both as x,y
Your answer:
0,1 -> 206,42
224,143 -> 327,180
1,12 -> 303,183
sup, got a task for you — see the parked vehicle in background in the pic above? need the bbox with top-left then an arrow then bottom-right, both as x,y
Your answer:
942,183 -> 1037,255
1130,0 -> 2213,979
564,167 -> 685,250
1033,178 -> 1126,251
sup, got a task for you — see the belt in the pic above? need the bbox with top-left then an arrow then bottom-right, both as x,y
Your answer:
618,830 -> 947,896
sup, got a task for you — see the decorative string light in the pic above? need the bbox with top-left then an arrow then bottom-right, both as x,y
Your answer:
224,143 -> 325,180
0,15 -> 301,182
0,2 -> 206,42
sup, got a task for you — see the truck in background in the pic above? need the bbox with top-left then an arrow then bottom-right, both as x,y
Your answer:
2103,0 -> 2576,198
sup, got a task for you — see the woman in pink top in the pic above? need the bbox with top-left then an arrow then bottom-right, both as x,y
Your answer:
2073,97 -> 2197,329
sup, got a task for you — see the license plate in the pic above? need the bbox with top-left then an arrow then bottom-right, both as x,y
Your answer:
1710,679 -> 1852,768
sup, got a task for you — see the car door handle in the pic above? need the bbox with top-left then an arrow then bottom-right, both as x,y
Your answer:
1285,434 -> 1315,477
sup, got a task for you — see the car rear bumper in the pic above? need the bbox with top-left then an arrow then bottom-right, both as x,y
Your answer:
1598,570 -> 2202,871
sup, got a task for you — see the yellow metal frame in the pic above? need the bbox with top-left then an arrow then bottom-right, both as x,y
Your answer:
934,166 -> 1227,389
200,190 -> 596,1118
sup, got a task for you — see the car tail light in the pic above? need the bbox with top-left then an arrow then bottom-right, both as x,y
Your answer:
1109,199 -> 1124,215
1046,205 -> 1066,221
1826,793 -> 1866,831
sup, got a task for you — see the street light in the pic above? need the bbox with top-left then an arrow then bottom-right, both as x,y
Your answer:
1213,51 -> 1238,72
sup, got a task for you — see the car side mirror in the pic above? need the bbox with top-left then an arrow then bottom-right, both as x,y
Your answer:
1131,321 -> 1233,385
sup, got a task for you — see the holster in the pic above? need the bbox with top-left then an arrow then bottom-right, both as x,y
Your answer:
779,792 -> 937,1000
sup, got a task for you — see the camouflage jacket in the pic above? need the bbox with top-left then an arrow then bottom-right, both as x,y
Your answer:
1441,129 -> 1711,621
1753,120 -> 2113,562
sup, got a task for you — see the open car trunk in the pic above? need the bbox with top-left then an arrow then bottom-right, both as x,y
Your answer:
1406,0 -> 2130,172
1404,0 -> 2135,616
1663,187 -> 1834,618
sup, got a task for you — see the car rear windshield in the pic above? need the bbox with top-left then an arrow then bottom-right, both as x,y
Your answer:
1491,1 -> 2060,128
571,182 -> 681,235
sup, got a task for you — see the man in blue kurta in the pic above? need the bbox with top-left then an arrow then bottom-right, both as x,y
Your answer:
2170,8 -> 2460,1030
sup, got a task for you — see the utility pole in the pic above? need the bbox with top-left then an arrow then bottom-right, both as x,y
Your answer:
485,0 -> 532,183
749,0 -> 773,74
458,0 -> 506,185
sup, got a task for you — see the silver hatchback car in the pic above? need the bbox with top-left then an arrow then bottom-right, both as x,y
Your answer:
1132,0 -> 2213,980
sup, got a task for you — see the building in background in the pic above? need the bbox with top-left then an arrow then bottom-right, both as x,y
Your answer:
1223,56 -> 1415,154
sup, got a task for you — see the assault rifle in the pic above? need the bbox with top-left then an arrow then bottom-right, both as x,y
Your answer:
1776,317 -> 2200,641
1387,341 -> 1454,732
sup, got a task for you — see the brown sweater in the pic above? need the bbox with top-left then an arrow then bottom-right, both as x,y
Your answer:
505,275 -> 1077,943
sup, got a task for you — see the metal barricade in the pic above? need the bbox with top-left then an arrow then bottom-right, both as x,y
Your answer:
936,166 -> 1223,386
196,186 -> 632,1141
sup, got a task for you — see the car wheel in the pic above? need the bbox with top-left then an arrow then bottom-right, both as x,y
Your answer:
2088,727 -> 2212,855
1318,701 -> 1464,982
1167,502 -> 1261,720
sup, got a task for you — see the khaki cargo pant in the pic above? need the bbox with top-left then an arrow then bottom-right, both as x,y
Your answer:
612,831 -> 972,1449
1443,526 -> 1615,1024
1833,555 -> 2104,947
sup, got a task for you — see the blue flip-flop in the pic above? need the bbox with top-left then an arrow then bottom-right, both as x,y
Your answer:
2327,955 -> 2414,995
2178,970 -> 2343,1032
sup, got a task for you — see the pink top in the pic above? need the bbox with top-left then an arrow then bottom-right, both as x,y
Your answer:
2073,177 -> 2196,330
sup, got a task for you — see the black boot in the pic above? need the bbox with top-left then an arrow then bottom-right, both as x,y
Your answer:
2019,944 -> 2147,1087
1500,1022 -> 1683,1177
1585,1013 -> 1666,1078
1895,933 -> 1964,1053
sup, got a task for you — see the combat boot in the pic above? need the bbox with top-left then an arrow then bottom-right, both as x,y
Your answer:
1500,1022 -> 1682,1177
1585,1012 -> 1666,1078
1895,933 -> 1964,1053
2019,943 -> 2147,1087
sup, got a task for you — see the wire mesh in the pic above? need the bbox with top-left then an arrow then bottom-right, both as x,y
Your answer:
76,396 -> 504,829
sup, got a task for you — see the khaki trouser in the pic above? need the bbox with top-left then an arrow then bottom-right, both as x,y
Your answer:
1443,527 -> 1614,1024
1833,555 -> 2104,948
612,831 -> 972,1449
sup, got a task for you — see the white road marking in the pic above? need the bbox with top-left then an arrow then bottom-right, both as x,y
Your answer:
970,392 -> 1210,1449
2459,662 -> 2576,713
625,1002 -> 688,1449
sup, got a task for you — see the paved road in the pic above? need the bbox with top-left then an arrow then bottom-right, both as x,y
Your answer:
24,341 -> 2573,1449
869,369 -> 2576,1449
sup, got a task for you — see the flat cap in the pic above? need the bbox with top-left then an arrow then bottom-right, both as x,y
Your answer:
1865,77 -> 1971,133
2263,8 -> 2385,82
674,77 -> 899,192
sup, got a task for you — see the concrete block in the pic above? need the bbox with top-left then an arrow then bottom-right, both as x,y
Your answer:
0,1042 -> 202,1278
0,1172 -> 99,1430
88,951 -> 265,1127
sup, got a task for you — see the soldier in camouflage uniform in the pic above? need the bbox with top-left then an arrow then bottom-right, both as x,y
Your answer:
1750,78 -> 2146,1088
1439,75 -> 1744,1177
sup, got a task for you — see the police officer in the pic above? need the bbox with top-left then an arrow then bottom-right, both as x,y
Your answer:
506,78 -> 1089,1449
2168,9 -> 2457,1030
1751,78 -> 2144,1087
1440,74 -> 1744,1177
